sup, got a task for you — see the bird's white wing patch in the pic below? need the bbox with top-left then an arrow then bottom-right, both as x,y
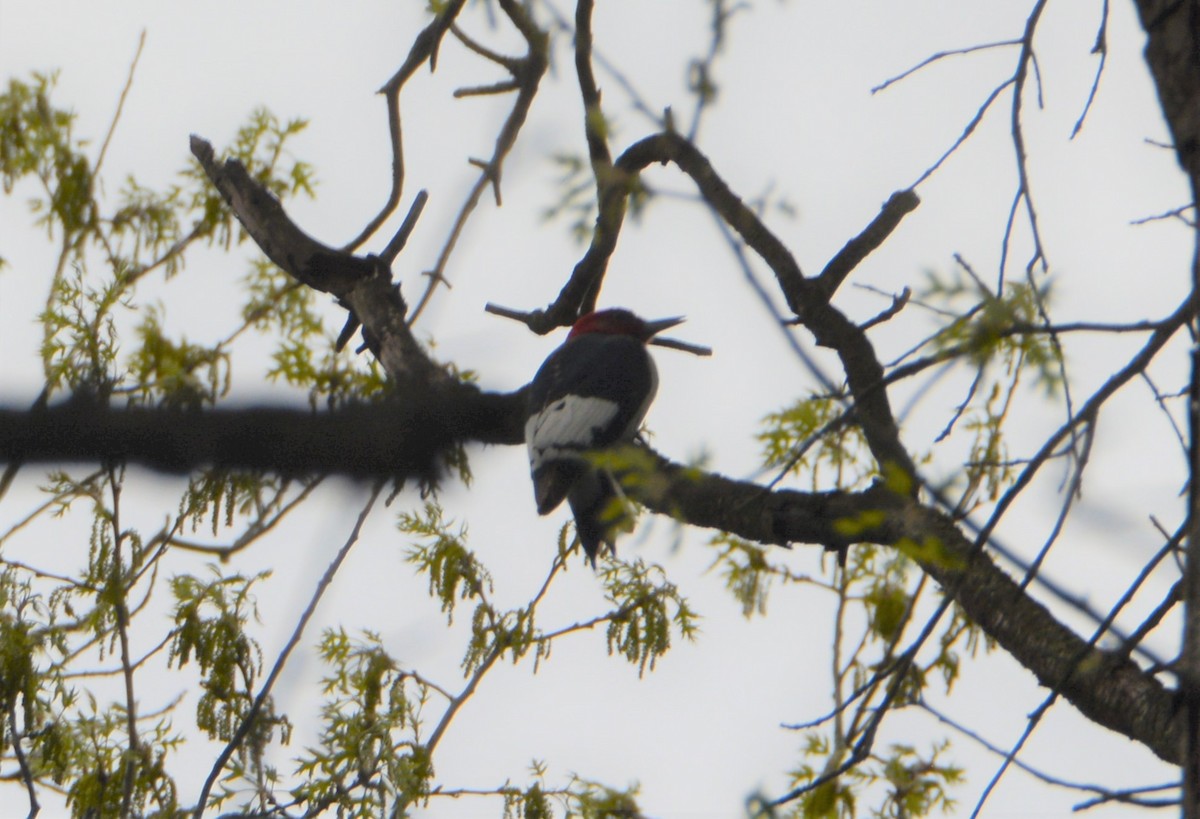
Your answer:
526,395 -> 620,470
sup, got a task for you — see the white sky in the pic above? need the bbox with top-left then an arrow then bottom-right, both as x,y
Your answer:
0,1 -> 1191,817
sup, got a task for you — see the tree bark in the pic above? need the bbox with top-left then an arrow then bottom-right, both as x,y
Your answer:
1132,0 -> 1200,804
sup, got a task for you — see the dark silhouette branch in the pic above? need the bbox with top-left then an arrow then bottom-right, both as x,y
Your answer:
191,136 -> 449,392
183,101 -> 1185,774
0,396 -> 1183,766
0,397 -> 525,479
407,0 -> 549,325
610,132 -> 919,485
622,446 -> 1184,766
342,0 -> 469,253
816,190 -> 920,298
1132,0 -> 1200,810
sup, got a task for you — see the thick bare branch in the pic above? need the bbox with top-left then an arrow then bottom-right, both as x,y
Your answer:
191,136 -> 445,390
0,399 -> 524,479
613,132 -> 918,484
189,136 -> 374,295
0,395 -> 1182,766
621,447 -> 1182,765
1134,0 -> 1200,195
1132,1 -> 1200,808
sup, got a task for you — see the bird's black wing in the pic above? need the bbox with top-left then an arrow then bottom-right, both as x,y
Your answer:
525,335 -> 655,515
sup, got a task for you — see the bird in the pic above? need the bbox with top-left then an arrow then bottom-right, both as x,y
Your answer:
525,308 -> 685,565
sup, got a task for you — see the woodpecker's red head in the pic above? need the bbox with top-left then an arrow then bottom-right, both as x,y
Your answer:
567,309 -> 685,343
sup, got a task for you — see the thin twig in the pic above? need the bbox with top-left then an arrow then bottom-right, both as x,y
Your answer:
1070,0 -> 1109,138
647,336 -> 713,357
910,78 -> 1015,189
872,39 -> 1022,94
685,0 -> 746,142
95,30 -> 146,180
8,707 -> 38,819
1003,0 -> 1050,282
192,483 -> 382,818
969,508 -> 1183,816
975,293 -> 1196,550
1016,421 -> 1095,591
381,190 -> 429,265
1141,371 -> 1189,463
165,478 -> 322,558
859,287 -> 911,332
1131,203 -> 1197,227
407,0 -> 547,326
344,0 -> 469,252
920,698 -> 1173,803
106,464 -> 142,818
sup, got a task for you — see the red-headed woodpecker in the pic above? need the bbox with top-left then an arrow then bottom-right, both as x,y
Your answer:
525,309 -> 685,565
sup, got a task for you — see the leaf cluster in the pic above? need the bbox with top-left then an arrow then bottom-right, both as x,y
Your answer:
758,396 -> 870,491
169,569 -> 273,742
923,267 -> 1061,392
0,75 -> 353,817
292,629 -> 432,816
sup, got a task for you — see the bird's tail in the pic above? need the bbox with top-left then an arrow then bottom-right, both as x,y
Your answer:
567,467 -> 635,566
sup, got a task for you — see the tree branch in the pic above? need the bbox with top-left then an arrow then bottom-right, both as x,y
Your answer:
0,398 -> 524,479
624,448 -> 1183,766
816,190 -> 920,298
192,135 -> 454,392
1132,1 -> 1200,808
0,395 -> 1182,765
183,119 -> 1184,773
612,132 -> 919,484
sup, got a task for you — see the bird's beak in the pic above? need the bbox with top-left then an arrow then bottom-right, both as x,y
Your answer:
644,316 -> 713,357
642,316 -> 686,337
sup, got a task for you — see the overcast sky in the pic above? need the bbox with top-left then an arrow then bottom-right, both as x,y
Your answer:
0,2 -> 1191,817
